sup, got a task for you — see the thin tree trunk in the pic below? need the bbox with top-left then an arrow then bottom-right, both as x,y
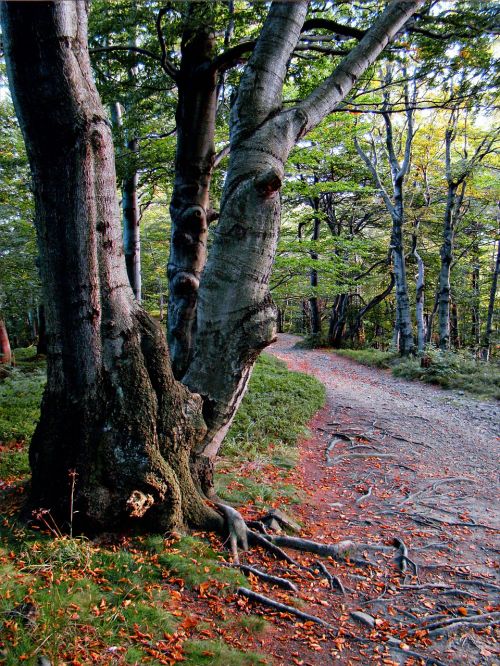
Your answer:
414,250 -> 425,353
392,215 -> 414,354
0,319 -> 12,365
471,242 -> 480,348
482,237 -> 500,360
309,198 -> 321,336
123,136 -> 141,302
450,299 -> 460,349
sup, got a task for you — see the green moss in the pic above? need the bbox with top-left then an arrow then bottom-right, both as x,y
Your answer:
222,354 -> 326,457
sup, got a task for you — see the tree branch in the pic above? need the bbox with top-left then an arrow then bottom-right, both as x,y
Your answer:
155,5 -> 179,80
354,136 -> 396,217
297,0 -> 424,136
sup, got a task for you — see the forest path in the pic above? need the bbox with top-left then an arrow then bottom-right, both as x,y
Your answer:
260,334 -> 499,665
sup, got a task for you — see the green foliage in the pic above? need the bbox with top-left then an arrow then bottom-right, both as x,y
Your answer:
393,349 -> 500,400
334,346 -> 500,399
184,640 -> 267,665
217,353 -> 325,507
0,355 -> 45,447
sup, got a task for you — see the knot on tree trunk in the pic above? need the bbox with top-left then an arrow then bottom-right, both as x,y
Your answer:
126,490 -> 155,518
254,168 -> 282,197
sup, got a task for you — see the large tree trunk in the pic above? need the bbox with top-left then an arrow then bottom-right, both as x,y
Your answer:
183,0 -> 422,492
0,319 -> 12,365
1,1 -> 219,533
37,304 -> 47,355
482,236 -> 500,360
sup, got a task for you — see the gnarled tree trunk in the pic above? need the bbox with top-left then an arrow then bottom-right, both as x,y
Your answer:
1,1 -> 219,533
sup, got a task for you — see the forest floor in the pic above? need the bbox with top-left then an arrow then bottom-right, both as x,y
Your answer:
240,333 -> 499,665
1,339 -> 499,665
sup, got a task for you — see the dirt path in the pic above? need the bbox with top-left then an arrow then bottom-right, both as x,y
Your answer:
251,334 -> 500,665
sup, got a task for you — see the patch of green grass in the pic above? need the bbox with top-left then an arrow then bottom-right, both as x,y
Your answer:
184,639 -> 268,665
222,354 -> 326,457
216,470 -> 302,507
217,353 -> 324,506
0,514 -> 254,664
333,348 -> 396,368
0,363 -> 45,444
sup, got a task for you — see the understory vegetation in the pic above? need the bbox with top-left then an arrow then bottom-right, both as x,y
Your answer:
334,346 -> 500,400
0,352 -> 324,664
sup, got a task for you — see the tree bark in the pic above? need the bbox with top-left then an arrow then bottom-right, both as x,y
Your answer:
37,304 -> 47,355
414,249 -> 425,353
1,1 -> 219,533
482,236 -> 500,360
2,0 -> 423,520
0,319 -> 12,365
167,8 -> 218,379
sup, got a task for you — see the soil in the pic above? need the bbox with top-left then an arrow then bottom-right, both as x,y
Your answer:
229,334 -> 499,666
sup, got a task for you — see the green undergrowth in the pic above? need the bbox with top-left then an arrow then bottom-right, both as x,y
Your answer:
0,349 -> 46,482
334,347 -> 500,400
217,353 -> 326,506
333,348 -> 395,369
0,348 -> 325,664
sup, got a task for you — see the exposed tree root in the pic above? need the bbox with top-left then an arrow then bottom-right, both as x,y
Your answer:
385,636 -> 447,666
228,563 -> 298,592
311,560 -> 346,594
410,611 -> 500,637
399,583 -> 487,600
262,534 -> 391,565
399,476 -> 474,506
455,578 -> 500,593
237,587 -> 332,628
356,486 -> 373,505
248,530 -> 302,567
393,536 -> 418,575
331,452 -> 396,464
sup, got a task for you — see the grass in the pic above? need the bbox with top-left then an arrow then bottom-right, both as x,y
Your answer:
217,354 -> 326,506
333,346 -> 500,400
333,348 -> 395,369
0,348 -> 326,664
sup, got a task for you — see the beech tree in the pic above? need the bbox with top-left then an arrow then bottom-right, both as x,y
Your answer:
1,0 -> 422,532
